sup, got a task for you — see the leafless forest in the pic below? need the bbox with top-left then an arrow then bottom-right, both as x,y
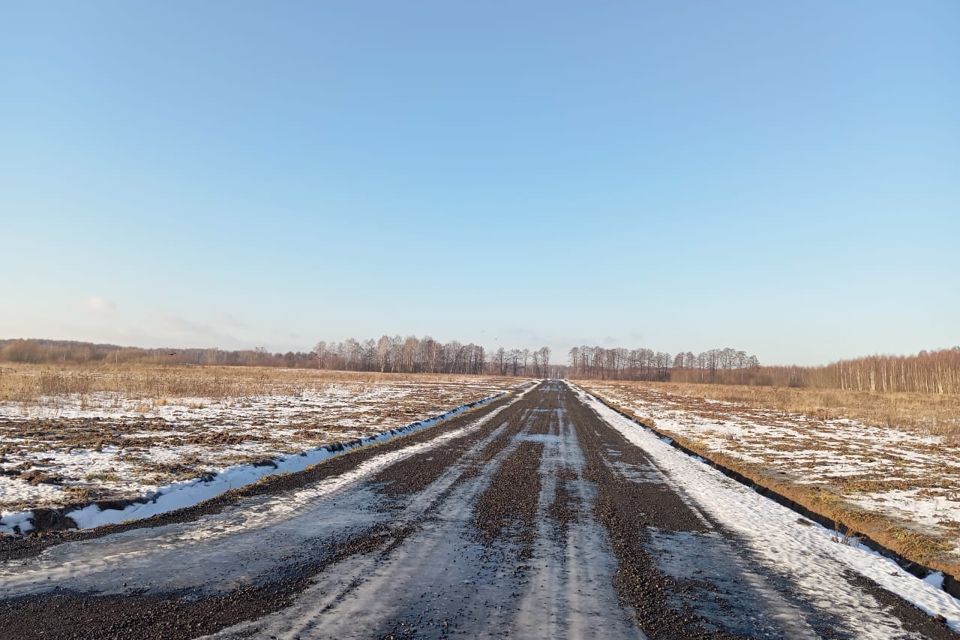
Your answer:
0,338 -> 556,378
566,345 -> 760,381
569,345 -> 960,394
313,338 -> 556,377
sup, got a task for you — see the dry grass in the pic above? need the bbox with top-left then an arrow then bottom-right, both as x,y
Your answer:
0,364 -> 517,405
633,380 -> 960,439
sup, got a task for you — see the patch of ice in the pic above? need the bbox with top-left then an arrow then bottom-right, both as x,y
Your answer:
925,572 -> 945,590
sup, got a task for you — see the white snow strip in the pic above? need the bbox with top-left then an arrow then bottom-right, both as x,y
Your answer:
568,382 -> 960,634
0,392 -> 508,534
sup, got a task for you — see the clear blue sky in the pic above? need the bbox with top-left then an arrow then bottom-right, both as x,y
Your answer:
1,1 -> 957,365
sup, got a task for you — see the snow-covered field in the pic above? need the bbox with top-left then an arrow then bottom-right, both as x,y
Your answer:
0,377 -> 524,522
578,380 -> 960,570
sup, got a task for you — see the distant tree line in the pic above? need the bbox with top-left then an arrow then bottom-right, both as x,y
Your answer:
567,344 -> 960,394
689,348 -> 960,393
567,346 -> 760,382
806,348 -> 960,394
4,339 -> 958,393
0,337 -> 556,378
0,339 -> 316,368
313,337 -> 554,377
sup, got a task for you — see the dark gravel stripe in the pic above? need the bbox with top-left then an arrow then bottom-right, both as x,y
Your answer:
473,441 -> 544,558
546,466 -> 579,538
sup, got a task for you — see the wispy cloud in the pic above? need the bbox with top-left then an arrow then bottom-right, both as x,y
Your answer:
84,296 -> 116,314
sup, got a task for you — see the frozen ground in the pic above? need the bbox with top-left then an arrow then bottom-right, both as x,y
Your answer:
0,378 -> 524,517
0,381 -> 956,639
577,381 -> 960,561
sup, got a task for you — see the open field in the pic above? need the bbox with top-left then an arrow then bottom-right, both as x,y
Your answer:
576,379 -> 960,583
0,365 -> 525,520
625,380 -> 960,438
1,381 -> 956,639
0,363 -> 506,404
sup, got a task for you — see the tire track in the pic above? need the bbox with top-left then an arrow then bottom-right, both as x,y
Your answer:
372,388 -> 536,499
546,466 -> 578,537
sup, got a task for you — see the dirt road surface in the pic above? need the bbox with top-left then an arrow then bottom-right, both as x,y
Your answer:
0,382 -> 957,639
